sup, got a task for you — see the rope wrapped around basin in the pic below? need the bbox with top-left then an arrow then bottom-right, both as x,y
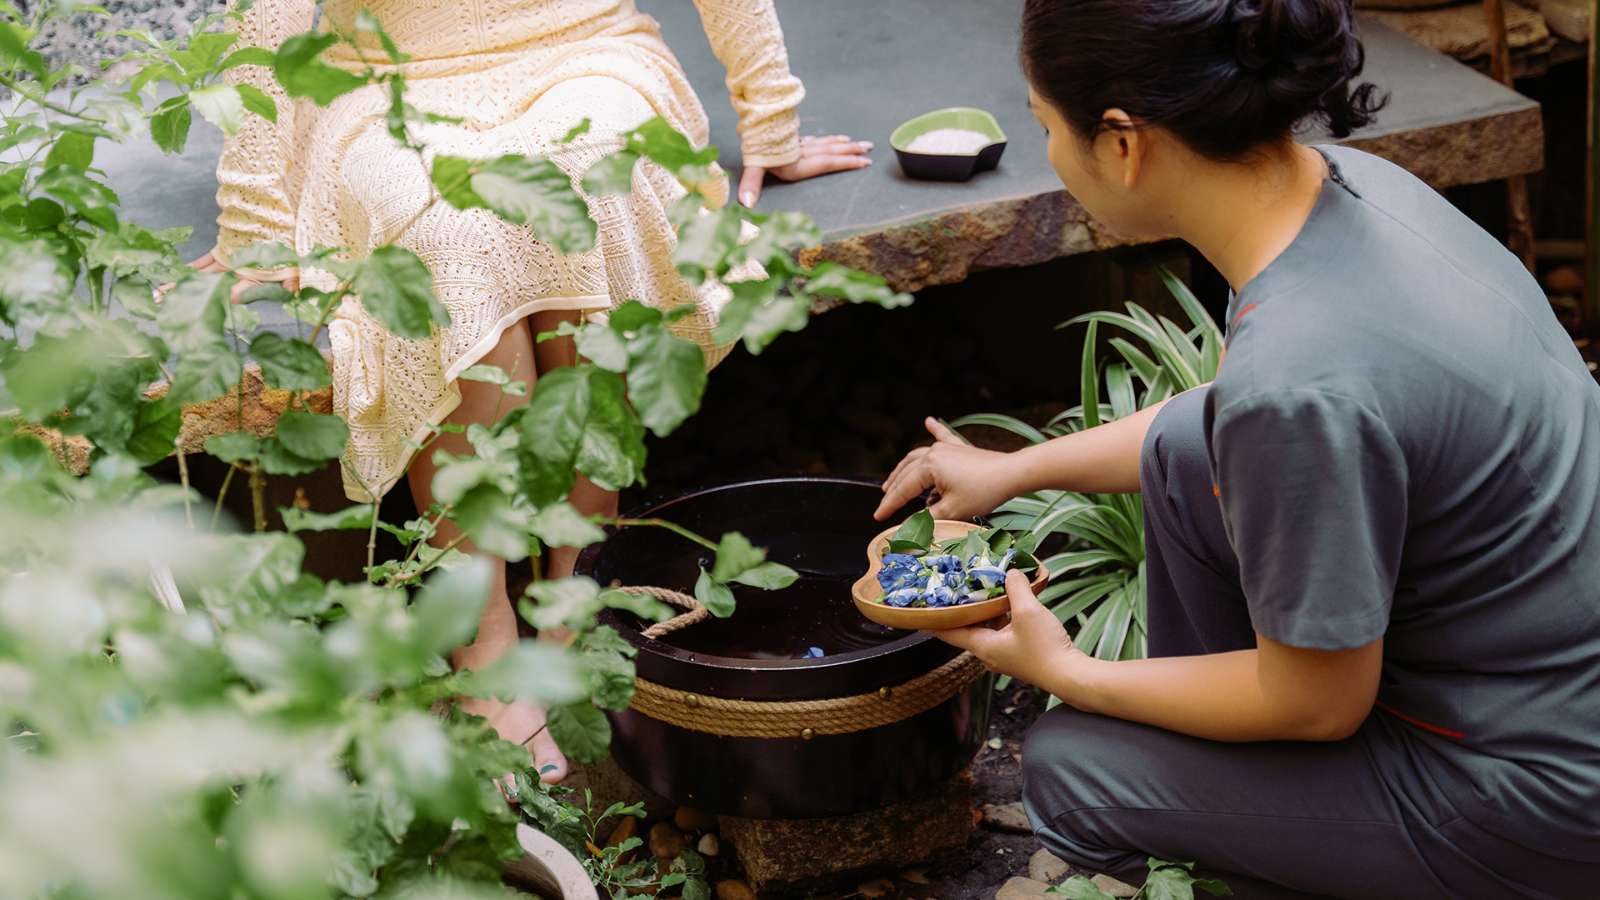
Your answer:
613,586 -> 989,740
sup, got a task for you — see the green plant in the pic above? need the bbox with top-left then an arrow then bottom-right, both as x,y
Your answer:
0,3 -> 909,897
516,778 -> 711,900
952,267 -> 1221,666
1049,858 -> 1231,900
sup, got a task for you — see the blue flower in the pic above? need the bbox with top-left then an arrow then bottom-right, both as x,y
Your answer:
806,646 -> 825,658
884,587 -> 922,608
924,554 -> 964,575
926,586 -> 959,607
877,554 -> 925,592
968,565 -> 1006,589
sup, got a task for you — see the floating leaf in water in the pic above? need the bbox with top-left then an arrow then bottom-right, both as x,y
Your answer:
694,566 -> 735,618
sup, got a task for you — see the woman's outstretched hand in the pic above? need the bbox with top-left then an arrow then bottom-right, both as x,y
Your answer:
930,570 -> 1082,689
179,250 -> 300,304
875,418 -> 1024,522
738,134 -> 873,207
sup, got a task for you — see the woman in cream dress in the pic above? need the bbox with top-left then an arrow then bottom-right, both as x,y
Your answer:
200,0 -> 871,780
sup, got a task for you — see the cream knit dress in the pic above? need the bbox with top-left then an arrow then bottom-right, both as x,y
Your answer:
212,0 -> 805,502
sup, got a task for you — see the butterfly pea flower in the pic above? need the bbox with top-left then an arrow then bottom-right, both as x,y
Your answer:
877,553 -> 925,592
926,585 -> 959,607
884,587 -> 923,608
967,565 -> 1007,590
924,554 -> 964,575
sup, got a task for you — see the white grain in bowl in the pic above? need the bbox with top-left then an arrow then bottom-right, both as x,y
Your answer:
904,127 -> 993,156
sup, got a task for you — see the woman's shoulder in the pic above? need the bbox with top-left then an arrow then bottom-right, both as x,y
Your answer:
1315,145 -> 1526,291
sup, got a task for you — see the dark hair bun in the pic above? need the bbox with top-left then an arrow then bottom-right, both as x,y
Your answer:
1021,0 -> 1389,160
1231,0 -> 1386,142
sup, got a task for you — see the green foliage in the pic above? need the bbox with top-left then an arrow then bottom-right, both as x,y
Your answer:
1049,859 -> 1231,899
0,2 -> 905,895
432,154 -> 596,254
957,267 -> 1222,671
351,245 -> 452,338
0,446 -> 576,898
515,779 -> 712,899
582,117 -> 912,355
890,506 -> 935,553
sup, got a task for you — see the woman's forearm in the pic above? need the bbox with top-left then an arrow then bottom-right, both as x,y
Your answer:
1047,649 -> 1297,741
1007,394 -> 1175,496
1038,638 -> 1381,743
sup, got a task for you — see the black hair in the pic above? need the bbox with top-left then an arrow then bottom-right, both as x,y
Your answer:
1020,0 -> 1388,161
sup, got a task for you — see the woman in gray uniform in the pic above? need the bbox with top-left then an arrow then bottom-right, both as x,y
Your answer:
876,1 -> 1600,896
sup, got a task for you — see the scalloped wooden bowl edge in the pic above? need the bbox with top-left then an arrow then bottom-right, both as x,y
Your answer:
851,520 -> 1049,630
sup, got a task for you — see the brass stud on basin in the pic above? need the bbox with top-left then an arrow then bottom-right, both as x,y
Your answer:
684,693 -> 701,708
800,727 -> 815,741
878,686 -> 893,701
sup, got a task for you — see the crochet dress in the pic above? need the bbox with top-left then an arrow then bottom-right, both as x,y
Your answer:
212,0 -> 805,501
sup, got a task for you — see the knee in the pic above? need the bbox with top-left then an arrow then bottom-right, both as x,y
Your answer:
1020,707 -> 1148,873
1139,386 -> 1212,500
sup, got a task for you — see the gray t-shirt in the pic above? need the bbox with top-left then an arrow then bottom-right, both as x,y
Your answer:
1206,146 -> 1600,858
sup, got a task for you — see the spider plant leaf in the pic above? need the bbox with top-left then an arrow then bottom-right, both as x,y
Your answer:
948,413 -> 1048,445
1061,310 -> 1166,349
1039,549 -> 1123,574
1159,315 -> 1202,373
1096,590 -> 1134,660
1080,318 -> 1101,430
1118,620 -> 1145,660
1158,263 -> 1219,340
1044,577 -> 1121,622
1106,363 -> 1137,420
1129,305 -> 1201,387
1073,591 -> 1116,650
1109,336 -> 1162,388
1199,325 -> 1222,382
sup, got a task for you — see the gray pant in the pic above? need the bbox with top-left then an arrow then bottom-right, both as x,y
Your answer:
1020,389 -> 1599,899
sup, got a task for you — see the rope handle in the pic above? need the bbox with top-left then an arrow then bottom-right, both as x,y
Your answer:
613,585 -> 709,640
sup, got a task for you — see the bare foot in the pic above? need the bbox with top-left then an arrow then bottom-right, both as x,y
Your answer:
455,633 -> 570,785
459,695 -> 569,784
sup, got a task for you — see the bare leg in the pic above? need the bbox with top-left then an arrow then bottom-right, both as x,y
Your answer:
407,318 -> 568,783
529,309 -> 619,580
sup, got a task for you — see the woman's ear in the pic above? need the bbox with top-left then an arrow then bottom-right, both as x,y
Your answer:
1100,108 -> 1142,190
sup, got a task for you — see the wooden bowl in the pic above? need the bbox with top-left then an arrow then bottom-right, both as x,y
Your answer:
851,520 -> 1049,630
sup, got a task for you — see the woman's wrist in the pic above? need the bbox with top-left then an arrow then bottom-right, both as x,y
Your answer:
1039,645 -> 1103,713
1005,442 -> 1053,498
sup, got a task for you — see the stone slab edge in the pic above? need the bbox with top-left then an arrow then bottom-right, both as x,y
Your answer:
32,363 -> 334,477
802,101 -> 1543,294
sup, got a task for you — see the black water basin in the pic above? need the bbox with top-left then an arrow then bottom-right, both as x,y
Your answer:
576,477 -> 992,819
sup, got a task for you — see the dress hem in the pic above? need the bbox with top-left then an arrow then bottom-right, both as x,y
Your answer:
343,291 -> 612,503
